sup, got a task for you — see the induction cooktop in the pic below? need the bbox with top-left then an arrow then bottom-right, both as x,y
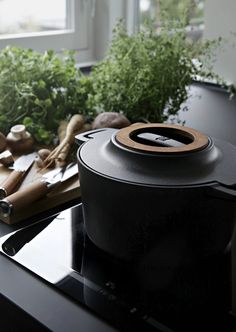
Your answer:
0,203 -> 235,332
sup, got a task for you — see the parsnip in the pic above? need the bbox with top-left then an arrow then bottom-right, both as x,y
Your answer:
56,122 -> 92,167
42,114 -> 84,169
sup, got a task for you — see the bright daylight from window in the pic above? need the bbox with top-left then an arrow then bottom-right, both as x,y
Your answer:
0,0 -> 67,36
139,0 -> 205,41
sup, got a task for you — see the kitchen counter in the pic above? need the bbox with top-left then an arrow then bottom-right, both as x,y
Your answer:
0,81 -> 235,331
0,253 -> 118,332
0,201 -> 118,332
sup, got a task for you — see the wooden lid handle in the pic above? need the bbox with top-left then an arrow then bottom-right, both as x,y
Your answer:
115,123 -> 209,154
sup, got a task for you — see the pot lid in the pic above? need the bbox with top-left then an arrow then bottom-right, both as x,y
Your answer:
76,123 -> 236,188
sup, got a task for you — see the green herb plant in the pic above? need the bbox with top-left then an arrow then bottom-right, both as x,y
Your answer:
87,17 -> 232,123
0,47 -> 93,145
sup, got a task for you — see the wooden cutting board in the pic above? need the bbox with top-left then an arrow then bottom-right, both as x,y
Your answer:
0,163 -> 81,225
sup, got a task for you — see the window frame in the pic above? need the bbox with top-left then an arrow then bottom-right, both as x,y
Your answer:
0,0 -> 94,63
0,0 -> 140,65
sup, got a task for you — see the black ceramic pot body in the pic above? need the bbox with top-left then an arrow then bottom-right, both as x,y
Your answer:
76,123 -> 236,261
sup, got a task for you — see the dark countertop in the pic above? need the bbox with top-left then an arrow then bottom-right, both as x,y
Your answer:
0,82 -> 235,331
0,208 -> 119,331
0,253 -> 118,332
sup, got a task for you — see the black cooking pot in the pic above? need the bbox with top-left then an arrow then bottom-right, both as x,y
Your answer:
76,123 -> 236,261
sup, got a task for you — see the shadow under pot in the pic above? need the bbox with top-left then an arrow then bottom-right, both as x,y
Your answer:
76,123 -> 236,261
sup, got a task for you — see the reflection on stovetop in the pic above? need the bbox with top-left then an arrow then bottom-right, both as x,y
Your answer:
0,204 -> 235,332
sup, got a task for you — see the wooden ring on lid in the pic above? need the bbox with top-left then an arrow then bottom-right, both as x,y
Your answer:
115,123 -> 209,154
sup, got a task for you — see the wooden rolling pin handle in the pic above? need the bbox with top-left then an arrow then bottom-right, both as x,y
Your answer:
0,181 -> 50,217
0,170 -> 25,199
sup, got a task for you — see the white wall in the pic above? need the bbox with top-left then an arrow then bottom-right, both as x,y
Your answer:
204,0 -> 236,85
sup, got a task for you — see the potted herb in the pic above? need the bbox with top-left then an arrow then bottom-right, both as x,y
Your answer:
87,19 -> 233,124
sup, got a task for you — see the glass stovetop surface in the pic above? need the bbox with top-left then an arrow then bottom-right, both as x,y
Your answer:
0,204 -> 235,332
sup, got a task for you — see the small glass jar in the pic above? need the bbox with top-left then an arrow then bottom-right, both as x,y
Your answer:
6,124 -> 34,154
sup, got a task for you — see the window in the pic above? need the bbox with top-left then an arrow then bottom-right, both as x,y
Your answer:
0,0 -> 67,35
0,0 -> 94,63
6,0 -> 207,65
0,0 -> 141,64
139,0 -> 205,42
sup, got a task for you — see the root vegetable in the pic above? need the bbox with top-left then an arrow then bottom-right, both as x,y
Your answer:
0,150 -> 14,166
41,114 -> 84,169
38,148 -> 52,160
34,156 -> 43,169
92,112 -> 131,129
56,122 -> 92,167
35,148 -> 55,168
